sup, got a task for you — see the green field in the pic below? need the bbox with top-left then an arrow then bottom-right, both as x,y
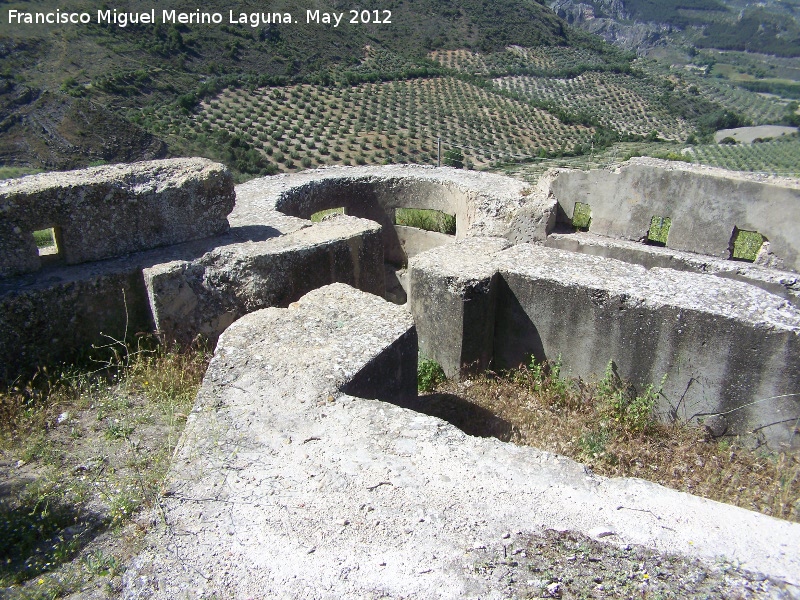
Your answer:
147,74 -> 596,177
495,71 -> 692,140
131,40 -> 799,180
506,134 -> 800,183
1,0 -> 797,180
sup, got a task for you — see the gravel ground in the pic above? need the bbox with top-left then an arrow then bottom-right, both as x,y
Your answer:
469,528 -> 798,599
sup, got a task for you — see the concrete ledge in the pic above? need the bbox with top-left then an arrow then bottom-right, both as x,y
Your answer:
546,231 -> 800,306
124,284 -> 800,598
144,215 -> 384,345
0,158 -> 235,278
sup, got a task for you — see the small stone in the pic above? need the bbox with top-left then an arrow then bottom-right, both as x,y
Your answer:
588,527 -> 615,539
702,414 -> 727,438
546,582 -> 562,598
57,411 -> 70,424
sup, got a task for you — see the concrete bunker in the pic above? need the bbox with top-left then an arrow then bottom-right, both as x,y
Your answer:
0,163 -> 546,379
2,159 -> 800,595
274,176 -> 462,267
123,283 -> 800,598
241,165 -> 550,304
1,160 -> 799,446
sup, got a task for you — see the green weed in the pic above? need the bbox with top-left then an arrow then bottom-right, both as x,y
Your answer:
647,216 -> 671,245
597,361 -> 663,434
731,229 -> 764,261
572,202 -> 591,230
418,357 -> 446,392
396,208 -> 456,235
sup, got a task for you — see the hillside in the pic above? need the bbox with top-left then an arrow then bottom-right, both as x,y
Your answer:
0,0 -> 578,170
551,0 -> 800,57
1,0 -> 796,180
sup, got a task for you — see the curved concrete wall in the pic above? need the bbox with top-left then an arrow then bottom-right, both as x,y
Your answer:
238,165 -> 556,266
1,163 -> 555,380
546,158 -> 800,271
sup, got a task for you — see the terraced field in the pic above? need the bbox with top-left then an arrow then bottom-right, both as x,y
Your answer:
691,135 -> 800,175
429,46 -> 612,74
162,77 -> 594,174
137,45 -> 798,180
495,72 -> 693,140
508,135 -> 800,183
636,60 -> 789,125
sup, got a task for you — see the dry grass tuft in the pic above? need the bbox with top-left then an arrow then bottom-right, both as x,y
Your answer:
432,358 -> 800,522
0,344 -> 209,596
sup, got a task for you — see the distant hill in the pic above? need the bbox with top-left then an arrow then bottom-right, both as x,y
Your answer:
551,0 -> 800,57
0,0 -> 577,169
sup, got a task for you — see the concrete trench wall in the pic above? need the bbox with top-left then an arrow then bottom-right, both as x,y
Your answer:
545,157 -> 800,271
123,284 -> 800,598
2,160 -> 799,447
0,158 -> 235,278
2,158 -> 800,593
263,165 -> 554,265
409,240 -> 800,449
0,163 -> 545,381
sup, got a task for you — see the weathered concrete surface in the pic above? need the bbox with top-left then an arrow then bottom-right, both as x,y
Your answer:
495,244 -> 800,449
409,237 -> 511,378
0,214 -> 385,379
393,225 -> 453,264
0,158 -> 235,278
144,215 -> 384,345
124,284 -> 800,599
238,165 -> 556,265
546,231 -> 800,306
544,158 -> 800,271
0,258 -> 153,381
409,239 -> 800,448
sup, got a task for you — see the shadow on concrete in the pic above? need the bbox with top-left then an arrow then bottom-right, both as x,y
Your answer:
228,225 -> 282,243
400,392 -> 515,441
492,277 -> 545,370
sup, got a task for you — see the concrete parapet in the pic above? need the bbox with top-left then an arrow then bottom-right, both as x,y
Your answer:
495,244 -> 800,447
237,165 -> 556,264
0,158 -> 235,278
0,215 -> 385,379
544,158 -> 800,271
124,284 -> 800,598
408,239 -> 800,447
0,259 -> 153,381
144,215 -> 384,345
